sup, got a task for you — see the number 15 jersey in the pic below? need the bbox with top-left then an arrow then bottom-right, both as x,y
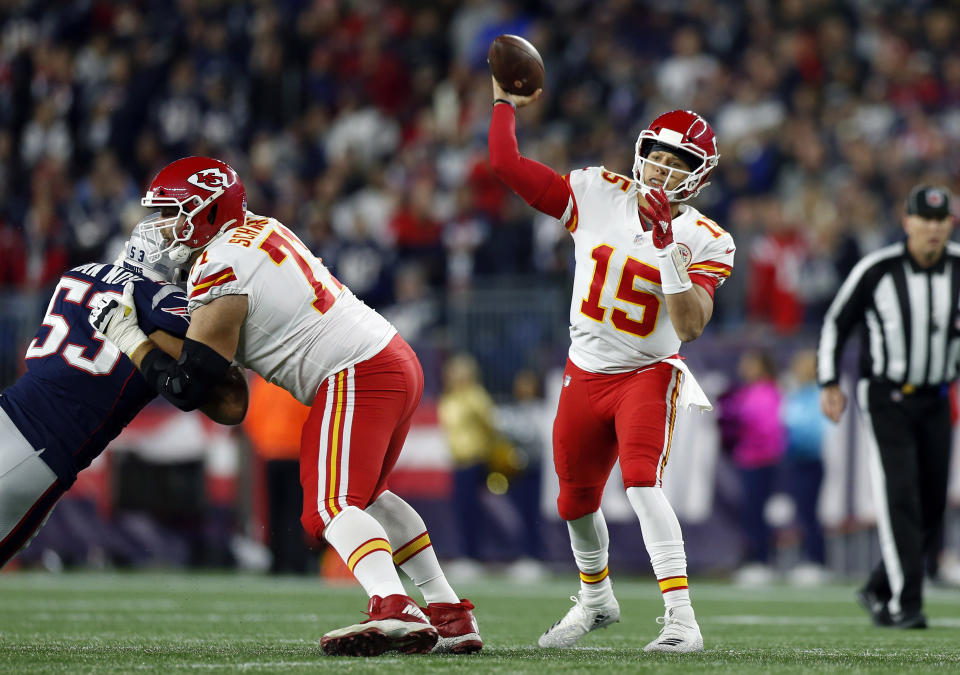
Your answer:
186,213 -> 396,405
560,167 -> 735,373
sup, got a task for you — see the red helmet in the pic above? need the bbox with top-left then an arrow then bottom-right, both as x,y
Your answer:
632,110 -> 719,202
138,156 -> 246,264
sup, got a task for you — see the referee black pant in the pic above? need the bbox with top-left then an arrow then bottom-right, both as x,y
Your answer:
857,379 -> 952,617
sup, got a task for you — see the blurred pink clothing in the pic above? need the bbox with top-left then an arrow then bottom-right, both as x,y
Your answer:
727,380 -> 786,469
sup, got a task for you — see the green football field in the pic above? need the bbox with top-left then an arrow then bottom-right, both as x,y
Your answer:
1,571 -> 959,673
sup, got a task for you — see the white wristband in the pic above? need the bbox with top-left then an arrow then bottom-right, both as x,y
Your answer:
656,243 -> 693,295
111,323 -> 150,356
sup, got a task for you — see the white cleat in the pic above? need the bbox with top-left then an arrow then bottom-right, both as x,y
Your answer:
537,593 -> 620,648
643,605 -> 703,653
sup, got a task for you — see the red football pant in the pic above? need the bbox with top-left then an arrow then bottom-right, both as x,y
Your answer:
552,359 -> 681,521
300,334 -> 423,539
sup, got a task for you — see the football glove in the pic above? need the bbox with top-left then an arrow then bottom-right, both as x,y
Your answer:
638,186 -> 692,294
637,186 -> 673,249
88,281 -> 150,355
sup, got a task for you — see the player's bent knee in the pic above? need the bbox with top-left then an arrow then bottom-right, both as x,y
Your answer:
301,493 -> 373,539
301,511 -> 327,540
557,486 -> 604,521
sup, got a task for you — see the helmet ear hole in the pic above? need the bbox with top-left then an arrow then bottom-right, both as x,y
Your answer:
207,204 -> 218,225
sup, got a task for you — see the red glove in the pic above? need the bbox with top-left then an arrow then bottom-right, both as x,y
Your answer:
638,187 -> 673,249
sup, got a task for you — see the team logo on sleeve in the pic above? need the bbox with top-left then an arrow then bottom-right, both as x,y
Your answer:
162,306 -> 190,318
676,243 -> 692,268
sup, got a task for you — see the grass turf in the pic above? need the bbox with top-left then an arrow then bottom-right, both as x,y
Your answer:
1,571 -> 959,673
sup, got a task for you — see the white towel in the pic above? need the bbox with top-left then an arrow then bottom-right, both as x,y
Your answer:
662,358 -> 712,412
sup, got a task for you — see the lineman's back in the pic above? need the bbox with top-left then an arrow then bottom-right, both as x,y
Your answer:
187,213 -> 395,404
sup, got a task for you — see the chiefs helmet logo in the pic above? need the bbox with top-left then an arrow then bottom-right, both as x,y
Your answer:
187,168 -> 235,192
676,243 -> 693,268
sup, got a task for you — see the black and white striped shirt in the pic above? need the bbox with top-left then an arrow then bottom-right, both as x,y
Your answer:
818,241 -> 960,388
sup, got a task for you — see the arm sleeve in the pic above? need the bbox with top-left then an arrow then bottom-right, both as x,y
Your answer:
488,103 -> 571,219
140,338 -> 232,411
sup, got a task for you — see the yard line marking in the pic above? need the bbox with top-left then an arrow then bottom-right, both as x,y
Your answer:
713,615 -> 960,628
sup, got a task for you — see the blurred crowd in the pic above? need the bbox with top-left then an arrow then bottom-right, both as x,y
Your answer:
1,0 -> 958,339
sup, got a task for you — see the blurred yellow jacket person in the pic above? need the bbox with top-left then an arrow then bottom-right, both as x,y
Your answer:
437,353 -> 497,562
438,354 -> 497,468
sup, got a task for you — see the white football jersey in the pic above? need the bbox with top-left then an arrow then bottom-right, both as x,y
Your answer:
187,213 -> 396,404
559,167 -> 735,373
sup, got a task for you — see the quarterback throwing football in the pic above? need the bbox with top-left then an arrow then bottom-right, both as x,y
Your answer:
489,77 -> 735,653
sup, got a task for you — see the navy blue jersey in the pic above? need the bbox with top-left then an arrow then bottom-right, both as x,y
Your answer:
0,262 -> 190,485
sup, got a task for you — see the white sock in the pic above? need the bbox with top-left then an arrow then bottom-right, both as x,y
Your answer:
323,505 -> 406,599
365,491 -> 459,604
566,510 -> 615,607
626,487 -> 692,610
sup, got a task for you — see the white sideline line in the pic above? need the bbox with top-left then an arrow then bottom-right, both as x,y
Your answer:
714,615 -> 960,628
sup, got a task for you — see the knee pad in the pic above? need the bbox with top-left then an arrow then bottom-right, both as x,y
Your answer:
557,485 -> 605,521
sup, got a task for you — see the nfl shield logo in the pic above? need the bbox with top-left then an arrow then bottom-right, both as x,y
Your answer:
633,232 -> 644,247
563,375 -> 572,387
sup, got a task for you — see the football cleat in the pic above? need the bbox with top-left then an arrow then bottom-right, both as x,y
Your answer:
537,593 -> 620,648
320,594 -> 438,657
888,610 -> 927,629
425,598 -> 483,654
643,605 -> 703,653
854,587 -> 892,626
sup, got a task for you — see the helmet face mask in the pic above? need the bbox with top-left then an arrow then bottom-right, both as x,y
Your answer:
119,215 -> 189,285
139,156 -> 246,264
632,110 -> 719,202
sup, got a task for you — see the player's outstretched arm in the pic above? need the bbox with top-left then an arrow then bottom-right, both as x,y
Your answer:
488,77 -> 569,220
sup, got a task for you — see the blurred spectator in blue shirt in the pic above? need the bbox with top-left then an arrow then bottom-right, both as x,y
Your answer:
781,349 -> 829,584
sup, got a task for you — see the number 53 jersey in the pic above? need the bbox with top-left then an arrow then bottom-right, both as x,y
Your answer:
561,167 -> 735,373
186,213 -> 396,405
0,263 -> 190,484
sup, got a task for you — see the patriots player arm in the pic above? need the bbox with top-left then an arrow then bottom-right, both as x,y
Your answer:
663,286 -> 713,342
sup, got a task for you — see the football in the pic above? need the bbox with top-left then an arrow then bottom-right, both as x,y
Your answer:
488,34 -> 545,96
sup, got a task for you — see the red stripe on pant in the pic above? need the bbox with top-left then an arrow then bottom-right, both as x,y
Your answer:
322,370 -> 348,522
299,334 -> 424,541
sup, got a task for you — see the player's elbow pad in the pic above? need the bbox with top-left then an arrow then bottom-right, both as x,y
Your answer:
140,338 -> 232,412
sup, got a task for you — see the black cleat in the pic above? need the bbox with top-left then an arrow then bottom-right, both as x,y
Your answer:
888,611 -> 927,629
854,588 -> 892,627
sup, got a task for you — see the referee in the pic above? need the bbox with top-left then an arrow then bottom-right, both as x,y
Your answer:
818,184 -> 957,629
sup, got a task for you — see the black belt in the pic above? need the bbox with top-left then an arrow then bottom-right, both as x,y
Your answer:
873,380 -> 948,397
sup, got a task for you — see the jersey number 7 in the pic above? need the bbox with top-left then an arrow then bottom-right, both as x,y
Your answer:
258,225 -> 343,314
